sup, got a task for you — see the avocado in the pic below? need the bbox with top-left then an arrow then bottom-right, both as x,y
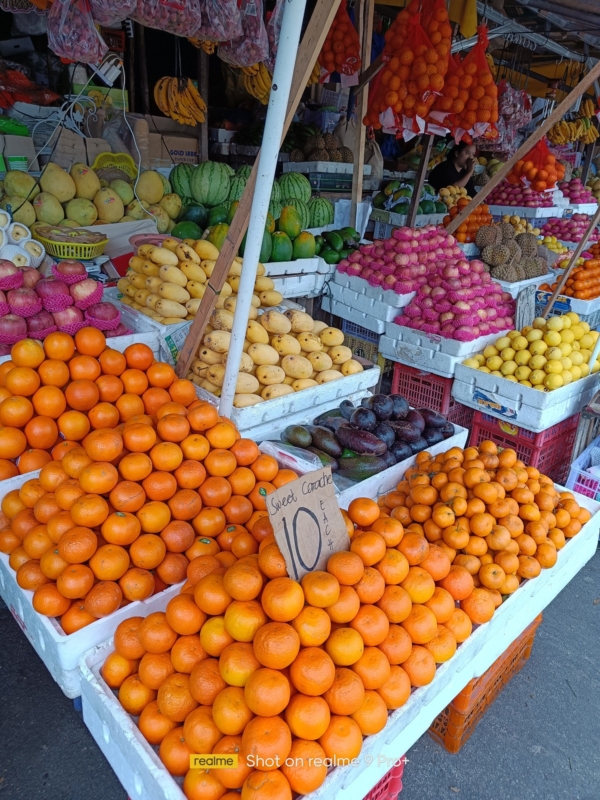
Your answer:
320,248 -> 340,265
336,426 -> 387,456
321,417 -> 350,434
373,422 -> 395,449
341,448 -> 358,458
324,231 -> 344,252
350,407 -> 377,431
314,408 -> 343,424
307,446 -> 338,472
372,192 -> 387,209
339,248 -> 351,259
306,426 -> 344,459
282,425 -> 312,448
371,395 -> 394,421
339,226 -> 359,240
339,400 -> 355,421
337,455 -> 388,481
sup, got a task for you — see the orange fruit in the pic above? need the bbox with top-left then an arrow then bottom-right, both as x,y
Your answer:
318,715 -> 363,760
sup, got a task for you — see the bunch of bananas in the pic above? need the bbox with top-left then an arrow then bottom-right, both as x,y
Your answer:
154,77 -> 207,125
188,38 -> 216,54
548,118 -> 599,145
241,62 -> 272,105
579,98 -> 597,119
485,53 -> 498,79
306,61 -> 321,87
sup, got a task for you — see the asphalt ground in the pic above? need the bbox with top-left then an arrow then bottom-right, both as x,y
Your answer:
1,552 -> 598,800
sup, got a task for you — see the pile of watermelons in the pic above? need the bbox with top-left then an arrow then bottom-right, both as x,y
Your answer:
372,179 -> 447,216
280,394 -> 455,481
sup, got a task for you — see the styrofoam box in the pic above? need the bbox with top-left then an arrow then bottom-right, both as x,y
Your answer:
535,289 -> 600,316
263,258 -> 320,277
564,203 -> 598,215
0,471 -> 184,698
334,271 -> 414,309
458,242 -> 480,257
194,366 -> 381,439
496,273 -> 550,299
370,209 -> 446,227
322,295 -> 385,335
282,162 -> 371,176
329,282 -> 399,323
488,206 -> 565,219
79,488 -> 599,800
451,364 -> 600,433
272,273 -> 320,298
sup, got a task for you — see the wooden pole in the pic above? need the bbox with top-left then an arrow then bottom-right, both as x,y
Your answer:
581,142 -> 595,185
447,59 -> 600,235
176,0 -> 343,377
541,205 -> 600,318
406,135 -> 434,228
350,0 -> 375,229
354,54 -> 383,97
199,50 -> 209,162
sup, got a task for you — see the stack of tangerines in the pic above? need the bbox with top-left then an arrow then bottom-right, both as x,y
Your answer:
0,330 -> 298,635
96,440 -> 585,800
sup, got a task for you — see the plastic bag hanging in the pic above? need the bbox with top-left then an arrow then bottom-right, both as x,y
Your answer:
219,0 -> 269,68
131,0 -> 202,38
89,0 -> 136,27
318,4 -> 361,80
449,25 -> 499,142
47,0 -> 108,64
509,138 -> 565,192
193,0 -> 242,42
264,0 -> 285,74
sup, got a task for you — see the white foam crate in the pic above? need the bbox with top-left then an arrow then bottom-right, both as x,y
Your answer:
489,206 -> 565,219
535,289 -> 600,326
372,215 -> 447,239
79,488 -> 599,800
329,283 -> 399,323
0,472 -> 183,698
458,243 -> 480,257
272,273 -> 321,298
282,161 -> 371,175
496,273 -> 550,299
370,209 -> 446,228
322,295 -> 385,334
263,258 -> 320,277
451,364 -> 600,432
334,271 -> 414,309
564,203 -> 598,215
193,366 -> 381,439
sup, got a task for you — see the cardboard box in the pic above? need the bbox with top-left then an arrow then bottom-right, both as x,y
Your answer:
47,128 -> 111,170
145,115 -> 199,167
0,134 -> 39,171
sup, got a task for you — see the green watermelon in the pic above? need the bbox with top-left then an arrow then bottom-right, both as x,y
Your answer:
434,202 -> 447,213
270,180 -> 281,206
180,204 -> 208,229
172,221 -> 203,240
270,231 -> 293,262
207,223 -> 229,251
278,206 -> 302,239
420,200 -> 435,214
269,199 -> 283,221
286,198 -> 310,230
170,163 -> 195,199
190,161 -> 231,207
208,203 -> 230,226
222,164 -> 235,176
228,175 -> 247,202
237,165 -> 252,180
227,201 -> 239,224
307,197 -> 334,228
292,231 -> 316,259
278,172 -> 311,204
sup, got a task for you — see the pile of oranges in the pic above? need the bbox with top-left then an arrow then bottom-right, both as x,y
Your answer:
444,204 -> 493,243
433,52 -> 498,133
364,0 -> 451,128
318,4 -> 361,77
540,258 -> 600,300
0,330 -> 298,634
508,150 -> 564,193
99,440 -> 582,800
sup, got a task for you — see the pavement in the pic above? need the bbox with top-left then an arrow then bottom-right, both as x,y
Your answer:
0,553 -> 599,800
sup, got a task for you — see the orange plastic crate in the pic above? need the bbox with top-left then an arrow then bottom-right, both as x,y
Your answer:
363,759 -> 405,800
429,614 -> 543,753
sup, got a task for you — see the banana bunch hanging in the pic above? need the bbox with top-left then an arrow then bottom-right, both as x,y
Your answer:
306,61 -> 321,87
548,117 -> 599,145
188,38 -> 217,55
485,53 -> 498,79
154,77 -> 207,125
241,63 -> 272,105
579,98 -> 597,119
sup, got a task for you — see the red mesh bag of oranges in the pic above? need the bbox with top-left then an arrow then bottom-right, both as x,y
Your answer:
318,4 -> 361,79
508,138 -> 564,192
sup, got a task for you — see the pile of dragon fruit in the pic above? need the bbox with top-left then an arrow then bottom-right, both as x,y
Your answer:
486,179 -> 554,208
337,225 -> 467,294
558,178 -> 596,205
393,259 -> 515,342
540,215 -> 600,243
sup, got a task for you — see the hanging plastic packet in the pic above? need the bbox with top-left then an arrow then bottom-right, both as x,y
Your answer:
219,0 -> 269,68
47,0 -> 108,64
193,0 -> 242,42
264,0 -> 284,74
509,138 -> 565,192
318,4 -> 361,81
131,0 -> 202,38
90,0 -> 135,27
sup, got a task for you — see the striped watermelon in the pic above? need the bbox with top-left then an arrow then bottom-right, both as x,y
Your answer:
222,164 -> 235,177
170,163 -> 195,199
269,198 -> 283,221
270,180 -> 281,206
308,197 -> 334,227
287,198 -> 310,230
237,165 -> 252,179
278,172 -> 311,204
190,161 -> 231,207
228,175 -> 247,202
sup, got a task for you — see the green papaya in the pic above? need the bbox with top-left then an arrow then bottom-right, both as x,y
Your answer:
292,231 -> 316,259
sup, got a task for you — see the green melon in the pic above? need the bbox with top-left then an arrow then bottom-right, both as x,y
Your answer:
269,199 -> 283,222
190,161 -> 231,207
180,204 -> 208,229
228,175 -> 247,202
292,231 -> 316,259
270,231 -> 293,262
170,163 -> 195,199
237,165 -> 252,180
172,221 -> 203,240
308,197 -> 334,228
222,164 -> 235,177
207,222 -> 229,251
287,198 -> 310,230
208,203 -> 230,226
278,206 -> 302,239
278,172 -> 311,204
270,180 -> 281,206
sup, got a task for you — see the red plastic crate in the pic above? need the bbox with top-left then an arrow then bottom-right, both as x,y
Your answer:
468,411 -> 579,484
364,759 -> 405,800
429,615 -> 542,753
391,364 -> 474,429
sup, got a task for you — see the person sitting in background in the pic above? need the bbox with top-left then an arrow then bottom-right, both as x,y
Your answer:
429,141 -> 477,197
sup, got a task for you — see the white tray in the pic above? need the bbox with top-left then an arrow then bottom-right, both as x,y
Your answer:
451,364 -> 600,433
282,162 -> 371,176
489,206 -> 565,219
0,473 -> 183,698
78,487 -> 599,800
329,282 -> 399,323
322,295 -> 385,334
334,272 -> 415,309
264,258 -> 321,277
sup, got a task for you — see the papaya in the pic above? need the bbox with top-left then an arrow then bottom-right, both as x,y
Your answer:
207,222 -> 229,251
270,231 -> 293,262
239,227 -> 272,263
278,205 -> 302,239
292,231 -> 316,259
227,200 -> 239,224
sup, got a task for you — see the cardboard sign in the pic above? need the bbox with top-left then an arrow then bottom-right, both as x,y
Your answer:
266,467 -> 350,581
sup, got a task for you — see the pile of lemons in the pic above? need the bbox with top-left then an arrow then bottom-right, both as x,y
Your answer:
462,312 -> 599,391
541,235 -> 570,255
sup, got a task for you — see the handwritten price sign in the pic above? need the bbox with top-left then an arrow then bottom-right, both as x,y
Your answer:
266,467 -> 350,581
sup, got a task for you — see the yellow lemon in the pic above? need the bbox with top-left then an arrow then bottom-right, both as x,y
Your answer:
560,356 -> 572,370
526,329 -> 544,343
519,380 -> 533,387
570,324 -> 585,340
560,329 -> 575,344
529,355 -> 547,370
533,317 -> 547,330
561,370 -> 573,385
515,366 -> 532,381
581,321 -> 591,334
529,340 -> 547,356
473,354 -> 486,366
546,346 -> 563,360
532,385 -> 548,392
495,337 -> 512,350
592,362 -> 600,374
479,366 -> 491,373
545,360 -> 563,374
565,311 -> 580,324
500,347 -> 516,361
500,360 -> 517,376
490,370 -> 503,377
530,369 -> 546,385
507,330 -> 521,340
581,364 -> 590,377
570,351 -> 584,366
580,349 -> 592,361
546,316 -> 564,332
515,350 -> 531,366
580,334 -> 594,349
463,357 -> 480,368
559,342 -> 572,356
561,316 -> 572,329
571,340 -> 580,351
571,365 -> 582,380
486,356 -> 503,371
544,373 -> 564,390
543,331 -> 561,347
511,335 -> 529,351
504,374 -> 518,382
483,345 -> 499,358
